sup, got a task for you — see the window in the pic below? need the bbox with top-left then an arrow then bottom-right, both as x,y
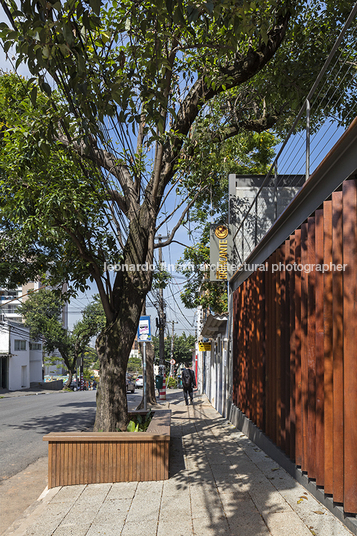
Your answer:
14,340 -> 26,351
29,343 -> 42,351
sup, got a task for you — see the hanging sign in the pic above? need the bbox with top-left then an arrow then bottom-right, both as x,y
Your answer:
199,342 -> 212,351
210,224 -> 234,281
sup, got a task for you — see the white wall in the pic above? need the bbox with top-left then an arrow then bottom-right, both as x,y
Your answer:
30,347 -> 43,383
0,329 -> 9,354
8,332 -> 30,390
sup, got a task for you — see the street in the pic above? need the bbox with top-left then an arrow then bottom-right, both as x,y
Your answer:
0,389 -> 145,534
0,389 -> 145,482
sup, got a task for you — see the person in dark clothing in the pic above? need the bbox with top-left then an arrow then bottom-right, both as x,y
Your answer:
181,363 -> 196,405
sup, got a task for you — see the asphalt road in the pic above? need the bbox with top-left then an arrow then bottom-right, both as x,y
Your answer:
0,389 -> 145,534
0,389 -> 145,483
0,390 -> 97,482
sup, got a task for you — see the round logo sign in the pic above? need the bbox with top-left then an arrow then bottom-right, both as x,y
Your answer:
214,225 -> 229,239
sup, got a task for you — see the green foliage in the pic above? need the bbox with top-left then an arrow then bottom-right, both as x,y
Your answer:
152,332 -> 195,366
17,289 -> 105,384
0,73 -> 119,293
178,131 -> 276,313
0,0 -> 356,430
127,356 -> 142,374
126,410 -> 153,432
167,376 -> 177,389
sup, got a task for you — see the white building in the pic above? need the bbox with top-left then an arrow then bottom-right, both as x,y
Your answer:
0,281 -> 69,387
0,320 -> 43,390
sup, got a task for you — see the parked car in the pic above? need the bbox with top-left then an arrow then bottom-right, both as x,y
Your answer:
126,375 -> 135,393
135,375 -> 143,388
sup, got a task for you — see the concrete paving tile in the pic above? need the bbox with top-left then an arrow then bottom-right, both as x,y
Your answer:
191,499 -> 225,520
192,515 -> 230,535
217,487 -> 251,503
50,485 -> 86,503
80,484 -> 112,498
134,481 -> 164,495
161,494 -> 190,510
248,478 -> 293,515
121,520 -> 158,536
227,514 -> 270,536
157,519 -> 193,536
125,497 -> 161,523
23,505 -> 73,535
94,498 -> 132,518
87,525 -> 126,536
106,482 -> 137,500
52,524 -> 91,536
264,511 -> 312,535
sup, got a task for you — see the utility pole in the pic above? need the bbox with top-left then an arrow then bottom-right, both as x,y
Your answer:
170,320 -> 178,377
156,234 -> 169,376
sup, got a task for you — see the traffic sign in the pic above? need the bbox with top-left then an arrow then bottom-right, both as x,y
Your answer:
170,359 -> 176,365
138,316 -> 151,341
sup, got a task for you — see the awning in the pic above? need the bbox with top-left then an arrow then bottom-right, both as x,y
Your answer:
201,313 -> 228,339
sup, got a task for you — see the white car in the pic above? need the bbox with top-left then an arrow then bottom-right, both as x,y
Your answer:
135,375 -> 143,388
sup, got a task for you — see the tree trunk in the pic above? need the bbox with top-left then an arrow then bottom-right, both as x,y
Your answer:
136,341 -> 157,409
94,270 -> 152,430
64,369 -> 72,389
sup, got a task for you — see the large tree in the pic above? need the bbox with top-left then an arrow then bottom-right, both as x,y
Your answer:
0,0 -> 355,430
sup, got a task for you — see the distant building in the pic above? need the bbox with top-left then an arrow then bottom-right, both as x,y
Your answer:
0,282 -> 69,388
0,320 -> 42,390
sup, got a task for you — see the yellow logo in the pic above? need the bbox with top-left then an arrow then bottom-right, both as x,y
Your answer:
214,225 -> 228,239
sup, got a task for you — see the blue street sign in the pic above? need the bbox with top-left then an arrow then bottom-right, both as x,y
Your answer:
137,316 -> 151,341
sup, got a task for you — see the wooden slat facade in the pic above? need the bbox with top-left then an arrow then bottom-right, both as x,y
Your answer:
232,177 -> 357,516
43,410 -> 171,489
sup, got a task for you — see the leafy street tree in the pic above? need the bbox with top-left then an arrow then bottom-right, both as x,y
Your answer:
0,0 -> 355,431
18,290 -> 105,388
153,332 -> 196,371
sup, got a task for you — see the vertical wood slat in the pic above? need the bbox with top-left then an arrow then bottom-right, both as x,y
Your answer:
283,239 -> 291,458
294,229 -> 302,467
315,209 -> 325,487
264,259 -> 270,438
323,199 -> 333,494
332,191 -> 344,503
46,438 -> 170,487
230,179 -> 357,517
287,234 -> 296,461
307,217 -> 316,479
279,244 -> 287,453
301,222 -> 308,473
257,269 -> 264,430
342,179 -> 357,513
275,250 -> 281,448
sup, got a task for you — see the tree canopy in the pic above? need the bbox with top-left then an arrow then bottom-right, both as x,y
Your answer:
18,290 -> 105,387
0,0 -> 356,430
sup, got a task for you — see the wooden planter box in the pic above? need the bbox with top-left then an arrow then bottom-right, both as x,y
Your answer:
43,410 -> 171,488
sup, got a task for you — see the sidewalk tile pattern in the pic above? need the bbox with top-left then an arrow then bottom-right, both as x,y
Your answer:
13,394 -> 354,536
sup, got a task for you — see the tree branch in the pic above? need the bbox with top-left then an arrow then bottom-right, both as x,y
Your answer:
173,8 -> 291,138
215,114 -> 279,142
154,185 -> 209,248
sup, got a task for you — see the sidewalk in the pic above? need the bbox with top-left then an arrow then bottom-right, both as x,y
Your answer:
0,388 -> 66,398
4,392 -> 353,536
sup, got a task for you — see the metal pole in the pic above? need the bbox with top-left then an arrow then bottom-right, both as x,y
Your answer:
273,163 -> 278,221
254,196 -> 258,246
143,342 -> 147,411
170,320 -> 177,376
306,98 -> 310,182
158,237 -> 165,374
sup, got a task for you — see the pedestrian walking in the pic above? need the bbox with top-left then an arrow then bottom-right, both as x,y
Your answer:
181,363 -> 196,405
